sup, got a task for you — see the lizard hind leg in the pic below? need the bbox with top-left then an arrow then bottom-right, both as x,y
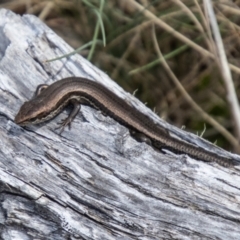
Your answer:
130,130 -> 152,146
151,139 -> 167,153
130,130 -> 165,154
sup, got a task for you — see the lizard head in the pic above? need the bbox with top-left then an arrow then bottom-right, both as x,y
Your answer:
15,100 -> 49,126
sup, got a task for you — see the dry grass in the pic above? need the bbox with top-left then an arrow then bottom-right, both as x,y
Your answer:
1,0 -> 240,152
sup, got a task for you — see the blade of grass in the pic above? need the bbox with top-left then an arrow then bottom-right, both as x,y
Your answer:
203,0 -> 240,143
125,0 -> 240,74
129,43 -> 189,75
45,40 -> 102,62
151,24 -> 239,148
88,0 -> 105,60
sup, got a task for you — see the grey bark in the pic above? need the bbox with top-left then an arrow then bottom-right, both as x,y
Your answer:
0,9 -> 240,240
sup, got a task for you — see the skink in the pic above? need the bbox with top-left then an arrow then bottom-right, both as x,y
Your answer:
15,77 -> 238,167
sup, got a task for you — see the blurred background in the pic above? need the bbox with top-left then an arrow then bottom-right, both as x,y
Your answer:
1,0 -> 240,152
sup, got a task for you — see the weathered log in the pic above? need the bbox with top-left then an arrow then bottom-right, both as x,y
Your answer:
0,9 -> 240,240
